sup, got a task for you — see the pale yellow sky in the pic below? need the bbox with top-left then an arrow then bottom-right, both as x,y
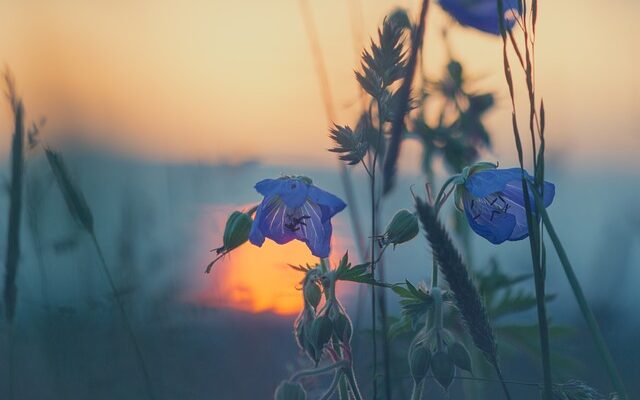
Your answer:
0,0 -> 638,168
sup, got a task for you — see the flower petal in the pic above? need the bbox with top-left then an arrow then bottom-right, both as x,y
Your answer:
254,179 -> 285,197
500,179 -> 555,241
541,181 -> 555,208
278,179 -> 310,208
308,185 -> 347,221
498,182 -> 530,241
463,192 -> 516,244
464,167 -> 526,198
296,200 -> 332,257
439,0 -> 520,35
249,198 -> 267,247
255,195 -> 297,245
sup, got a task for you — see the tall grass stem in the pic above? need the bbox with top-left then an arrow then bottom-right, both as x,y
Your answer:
537,202 -> 628,399
89,233 -> 156,400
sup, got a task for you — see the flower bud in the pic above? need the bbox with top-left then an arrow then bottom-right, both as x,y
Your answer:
383,209 -> 419,246
408,338 -> 431,383
448,341 -> 472,373
217,211 -> 252,254
431,350 -> 455,390
310,315 -> 333,360
274,381 -> 307,400
331,311 -> 353,343
303,281 -> 321,309
294,308 -> 317,363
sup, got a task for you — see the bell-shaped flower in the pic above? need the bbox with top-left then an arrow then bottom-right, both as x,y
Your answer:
457,167 -> 554,244
438,0 -> 521,35
249,176 -> 346,258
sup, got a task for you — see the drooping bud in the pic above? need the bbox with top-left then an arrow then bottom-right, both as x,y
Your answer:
383,209 -> 419,247
219,211 -> 252,254
331,310 -> 353,343
408,336 -> 431,383
206,210 -> 254,273
210,210 -> 253,257
309,316 -> 333,361
431,350 -> 455,390
274,381 -> 307,400
449,341 -> 472,373
303,280 -> 321,309
294,308 -> 317,363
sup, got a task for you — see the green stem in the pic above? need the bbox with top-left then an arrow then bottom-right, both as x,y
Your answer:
338,374 -> 350,400
410,380 -> 424,400
291,360 -> 349,381
320,371 -> 344,400
345,367 -> 364,400
369,110 -> 380,399
537,203 -> 628,399
521,177 -> 553,400
90,233 -> 156,400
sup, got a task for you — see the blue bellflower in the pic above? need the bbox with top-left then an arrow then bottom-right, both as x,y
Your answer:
459,167 -> 555,244
249,176 -> 346,258
439,0 -> 521,35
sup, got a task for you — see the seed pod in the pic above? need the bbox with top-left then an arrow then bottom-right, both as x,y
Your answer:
310,316 -> 333,361
384,209 -> 419,246
331,311 -> 353,343
408,338 -> 431,383
274,381 -> 306,400
431,350 -> 455,390
220,211 -> 252,253
303,281 -> 321,309
449,341 -> 472,373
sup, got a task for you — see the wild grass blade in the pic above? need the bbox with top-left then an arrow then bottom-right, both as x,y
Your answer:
44,147 -> 156,400
3,72 -> 25,323
415,198 -> 511,400
497,1 -> 553,397
383,0 -> 430,195
43,148 -> 93,232
534,193 -> 628,399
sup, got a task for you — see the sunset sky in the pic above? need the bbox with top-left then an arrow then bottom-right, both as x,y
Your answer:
0,0 -> 638,168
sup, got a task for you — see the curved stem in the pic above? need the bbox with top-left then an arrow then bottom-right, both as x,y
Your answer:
345,367 -> 364,400
410,380 -> 424,400
290,360 -> 349,382
320,371 -> 344,400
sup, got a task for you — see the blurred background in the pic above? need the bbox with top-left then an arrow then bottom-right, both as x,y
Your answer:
0,0 -> 638,399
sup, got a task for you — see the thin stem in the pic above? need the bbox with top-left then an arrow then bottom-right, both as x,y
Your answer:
290,360 -> 349,381
370,137 -> 378,399
410,380 -> 424,400
320,371 -> 344,400
497,1 -> 552,398
345,367 -> 364,400
298,0 -> 367,261
90,233 -> 155,400
8,325 -> 15,400
494,364 -> 514,400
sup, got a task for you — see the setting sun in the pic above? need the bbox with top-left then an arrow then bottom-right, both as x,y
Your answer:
195,237 -> 322,316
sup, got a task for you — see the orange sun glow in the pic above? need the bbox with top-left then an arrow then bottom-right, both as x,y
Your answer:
196,239 -> 331,316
